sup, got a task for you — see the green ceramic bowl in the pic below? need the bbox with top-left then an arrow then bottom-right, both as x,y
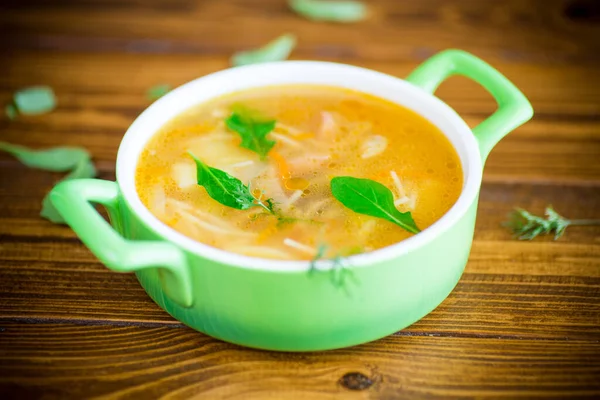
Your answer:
50,50 -> 533,351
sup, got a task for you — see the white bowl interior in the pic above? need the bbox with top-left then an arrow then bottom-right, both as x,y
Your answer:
117,61 -> 483,272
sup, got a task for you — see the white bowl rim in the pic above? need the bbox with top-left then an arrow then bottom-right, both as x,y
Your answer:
116,60 -> 483,272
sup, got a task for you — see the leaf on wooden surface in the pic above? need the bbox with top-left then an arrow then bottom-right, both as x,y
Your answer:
147,84 -> 171,100
231,34 -> 296,67
0,142 -> 90,172
13,86 -> 56,115
0,142 -> 96,224
504,206 -> 600,240
5,104 -> 17,120
289,0 -> 367,22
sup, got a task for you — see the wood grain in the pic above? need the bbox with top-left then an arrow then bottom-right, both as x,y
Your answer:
0,0 -> 599,398
1,180 -> 598,339
1,54 -> 599,182
0,323 -> 599,400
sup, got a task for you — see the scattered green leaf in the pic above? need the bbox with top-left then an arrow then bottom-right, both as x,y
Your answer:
330,176 -> 420,234
225,112 -> 276,160
0,141 -> 96,223
231,33 -> 297,67
147,84 -> 171,101
188,152 -> 274,213
5,104 -> 17,120
0,142 -> 90,172
13,86 -> 56,115
503,206 -> 600,240
289,0 -> 367,23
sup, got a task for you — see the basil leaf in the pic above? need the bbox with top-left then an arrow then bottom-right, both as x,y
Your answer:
147,84 -> 171,100
231,34 -> 296,67
0,141 -> 96,224
225,112 -> 276,160
289,0 -> 367,23
0,141 -> 90,172
188,152 -> 260,210
330,176 -> 420,234
14,86 -> 56,115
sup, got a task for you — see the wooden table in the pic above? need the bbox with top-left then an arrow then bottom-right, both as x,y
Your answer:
1,0 -> 599,398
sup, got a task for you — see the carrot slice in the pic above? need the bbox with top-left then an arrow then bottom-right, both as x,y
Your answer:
270,151 -> 291,181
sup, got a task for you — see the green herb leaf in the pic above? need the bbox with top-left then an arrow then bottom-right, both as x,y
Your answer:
5,104 -> 17,120
225,112 -> 276,159
188,152 -> 273,212
503,206 -> 600,240
0,141 -> 90,172
0,141 -> 96,224
289,0 -> 367,22
13,86 -> 56,115
147,84 -> 171,100
231,34 -> 296,67
330,176 -> 420,234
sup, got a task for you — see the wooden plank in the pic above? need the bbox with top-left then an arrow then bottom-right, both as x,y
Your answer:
1,0 -> 598,64
3,167 -> 598,239
1,56 -> 599,181
0,323 -> 598,399
0,0 -> 598,397
1,258 -> 598,339
1,172 -> 598,338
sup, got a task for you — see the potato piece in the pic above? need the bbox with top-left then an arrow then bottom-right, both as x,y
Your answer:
361,135 -> 388,159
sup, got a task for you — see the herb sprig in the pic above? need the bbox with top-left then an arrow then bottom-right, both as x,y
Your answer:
330,176 -> 420,234
309,243 -> 358,293
504,206 -> 600,240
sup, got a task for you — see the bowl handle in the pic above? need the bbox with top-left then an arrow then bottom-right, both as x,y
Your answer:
406,49 -> 533,161
50,179 -> 193,307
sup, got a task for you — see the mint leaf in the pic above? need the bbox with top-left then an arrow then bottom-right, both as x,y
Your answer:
289,0 -> 367,23
231,34 -> 296,67
330,176 -> 420,234
225,112 -> 276,160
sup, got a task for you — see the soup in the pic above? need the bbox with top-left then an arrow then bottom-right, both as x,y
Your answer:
136,85 -> 463,261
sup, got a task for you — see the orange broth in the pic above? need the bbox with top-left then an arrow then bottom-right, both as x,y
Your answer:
136,85 -> 463,260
